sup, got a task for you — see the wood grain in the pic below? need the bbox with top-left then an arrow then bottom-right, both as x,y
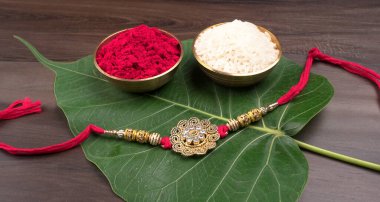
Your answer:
0,0 -> 379,201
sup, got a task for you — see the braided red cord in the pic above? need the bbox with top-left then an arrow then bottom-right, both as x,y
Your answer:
277,48 -> 380,105
0,124 -> 104,155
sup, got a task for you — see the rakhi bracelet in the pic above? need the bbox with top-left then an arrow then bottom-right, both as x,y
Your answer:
103,103 -> 278,156
0,48 -> 379,156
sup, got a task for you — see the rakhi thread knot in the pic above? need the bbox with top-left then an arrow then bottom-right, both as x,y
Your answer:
160,136 -> 172,149
308,47 -> 322,58
218,125 -> 229,138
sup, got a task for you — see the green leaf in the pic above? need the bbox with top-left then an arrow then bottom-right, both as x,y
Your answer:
16,36 -> 333,202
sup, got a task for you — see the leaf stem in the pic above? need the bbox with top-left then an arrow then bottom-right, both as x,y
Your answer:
295,139 -> 380,172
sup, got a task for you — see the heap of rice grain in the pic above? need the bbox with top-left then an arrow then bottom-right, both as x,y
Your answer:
194,20 -> 279,74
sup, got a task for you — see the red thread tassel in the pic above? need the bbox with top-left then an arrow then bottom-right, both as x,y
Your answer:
0,97 -> 42,119
0,98 -> 105,155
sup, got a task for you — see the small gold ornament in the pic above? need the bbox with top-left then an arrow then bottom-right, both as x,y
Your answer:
104,103 -> 279,157
170,117 -> 219,156
105,128 -> 161,146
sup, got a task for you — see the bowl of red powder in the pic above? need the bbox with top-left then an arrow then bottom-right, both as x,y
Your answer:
95,25 -> 183,92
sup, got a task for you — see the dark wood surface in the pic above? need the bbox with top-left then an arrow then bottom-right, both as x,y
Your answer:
0,0 -> 379,201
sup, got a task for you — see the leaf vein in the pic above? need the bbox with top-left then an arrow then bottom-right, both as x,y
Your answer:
117,104 -> 175,129
245,136 -> 277,202
154,129 -> 249,195
258,62 -> 287,99
124,152 -> 149,193
206,133 -> 269,202
281,97 -> 330,128
113,156 -> 135,192
268,165 -> 282,202
277,103 -> 290,130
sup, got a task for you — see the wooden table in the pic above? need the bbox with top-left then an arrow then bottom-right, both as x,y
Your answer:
0,0 -> 379,201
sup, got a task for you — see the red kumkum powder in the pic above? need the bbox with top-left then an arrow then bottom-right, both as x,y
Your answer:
96,25 -> 181,79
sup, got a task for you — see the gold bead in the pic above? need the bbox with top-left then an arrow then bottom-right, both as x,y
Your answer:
255,110 -> 262,120
132,129 -> 138,141
237,113 -> 251,127
104,130 -> 117,136
124,129 -> 134,141
249,108 -> 262,122
247,111 -> 255,121
136,130 -> 149,143
143,131 -> 150,143
116,130 -> 125,139
149,133 -> 161,146
227,119 -> 239,131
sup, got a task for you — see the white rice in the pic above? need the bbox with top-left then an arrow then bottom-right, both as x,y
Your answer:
194,20 -> 279,74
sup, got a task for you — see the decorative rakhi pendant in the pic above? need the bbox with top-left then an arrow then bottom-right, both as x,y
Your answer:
104,103 -> 278,156
170,117 -> 219,156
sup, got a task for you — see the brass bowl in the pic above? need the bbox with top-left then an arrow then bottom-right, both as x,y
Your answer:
94,28 -> 183,93
193,23 -> 282,87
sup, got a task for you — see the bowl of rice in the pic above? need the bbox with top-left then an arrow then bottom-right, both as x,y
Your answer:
193,20 -> 282,86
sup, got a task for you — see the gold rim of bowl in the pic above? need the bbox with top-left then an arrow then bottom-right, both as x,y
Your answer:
94,28 -> 184,83
192,22 -> 282,77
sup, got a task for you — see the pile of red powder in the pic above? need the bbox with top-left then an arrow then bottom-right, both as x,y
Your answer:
96,25 -> 181,79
